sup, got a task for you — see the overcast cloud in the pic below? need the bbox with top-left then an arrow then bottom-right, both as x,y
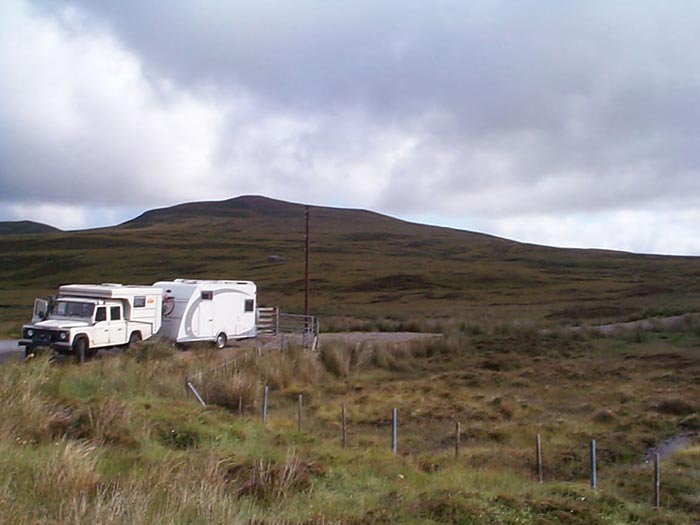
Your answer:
1,0 -> 700,254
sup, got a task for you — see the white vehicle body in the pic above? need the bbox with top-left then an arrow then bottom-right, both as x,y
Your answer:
153,279 -> 257,347
18,284 -> 162,358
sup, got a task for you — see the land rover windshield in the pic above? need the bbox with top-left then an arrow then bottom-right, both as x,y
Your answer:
49,300 -> 95,320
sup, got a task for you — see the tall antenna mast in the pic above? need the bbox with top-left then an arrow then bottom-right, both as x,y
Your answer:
304,205 -> 310,316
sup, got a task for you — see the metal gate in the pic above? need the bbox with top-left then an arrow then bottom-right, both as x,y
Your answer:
256,306 -> 319,350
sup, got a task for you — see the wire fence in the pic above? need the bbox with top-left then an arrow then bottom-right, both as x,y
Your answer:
184,375 -> 682,512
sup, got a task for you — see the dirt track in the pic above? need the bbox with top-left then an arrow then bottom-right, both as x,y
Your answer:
0,340 -> 22,363
319,331 -> 441,345
573,313 -> 700,335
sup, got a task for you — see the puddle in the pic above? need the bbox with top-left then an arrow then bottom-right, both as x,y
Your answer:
643,431 -> 698,463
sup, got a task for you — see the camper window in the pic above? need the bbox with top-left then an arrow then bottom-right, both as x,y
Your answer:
134,296 -> 146,308
110,306 -> 121,321
201,291 -> 213,300
245,299 -> 254,312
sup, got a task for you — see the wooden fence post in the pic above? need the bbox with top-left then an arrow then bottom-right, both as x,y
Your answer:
653,453 -> 660,509
536,433 -> 543,483
455,421 -> 461,458
262,385 -> 269,426
342,403 -> 348,449
297,394 -> 303,432
391,408 -> 398,455
590,439 -> 597,490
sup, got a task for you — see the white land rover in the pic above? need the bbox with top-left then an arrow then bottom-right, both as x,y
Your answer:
18,284 -> 163,362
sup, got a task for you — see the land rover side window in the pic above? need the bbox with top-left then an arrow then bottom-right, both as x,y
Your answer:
244,299 -> 254,312
110,306 -> 121,321
134,296 -> 146,308
201,291 -> 213,300
95,307 -> 107,322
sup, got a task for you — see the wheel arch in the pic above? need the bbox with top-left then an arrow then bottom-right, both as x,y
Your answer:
72,333 -> 90,346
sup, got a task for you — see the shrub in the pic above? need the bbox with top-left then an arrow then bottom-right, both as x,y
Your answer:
37,439 -> 102,499
679,414 -> 700,430
655,399 -> 696,416
220,450 -> 322,502
592,409 -> 616,423
624,328 -> 649,344
320,345 -> 350,377
130,339 -> 176,362
203,371 -> 258,412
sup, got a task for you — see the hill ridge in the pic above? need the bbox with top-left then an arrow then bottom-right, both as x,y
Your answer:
0,220 -> 60,235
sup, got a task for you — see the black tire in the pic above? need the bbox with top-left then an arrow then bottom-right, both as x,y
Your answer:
23,346 -> 33,359
215,332 -> 227,349
128,331 -> 142,347
73,337 -> 88,364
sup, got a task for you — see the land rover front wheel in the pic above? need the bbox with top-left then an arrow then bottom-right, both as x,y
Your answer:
73,337 -> 88,364
215,333 -> 227,349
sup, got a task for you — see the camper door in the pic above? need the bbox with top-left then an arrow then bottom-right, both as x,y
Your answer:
197,290 -> 214,337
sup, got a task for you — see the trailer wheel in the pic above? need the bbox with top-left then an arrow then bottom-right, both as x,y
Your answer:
215,332 -> 227,349
73,337 -> 88,364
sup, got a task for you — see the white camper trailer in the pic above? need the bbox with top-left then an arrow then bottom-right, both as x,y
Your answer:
153,279 -> 257,348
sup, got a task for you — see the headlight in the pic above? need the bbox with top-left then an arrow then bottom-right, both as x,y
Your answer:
26,329 -> 34,337
59,331 -> 68,340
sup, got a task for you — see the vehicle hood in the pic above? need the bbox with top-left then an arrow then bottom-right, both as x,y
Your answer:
28,319 -> 91,330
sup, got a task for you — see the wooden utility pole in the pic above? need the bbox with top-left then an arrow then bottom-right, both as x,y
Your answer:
304,205 -> 310,316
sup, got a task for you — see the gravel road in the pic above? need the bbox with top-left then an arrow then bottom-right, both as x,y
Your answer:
571,313 -> 700,335
0,340 -> 22,363
319,332 -> 441,345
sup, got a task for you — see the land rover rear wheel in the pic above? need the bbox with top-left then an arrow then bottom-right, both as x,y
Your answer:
128,332 -> 142,347
215,332 -> 227,349
73,337 -> 88,364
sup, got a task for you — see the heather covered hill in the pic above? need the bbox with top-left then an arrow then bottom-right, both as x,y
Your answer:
1,195 -> 700,333
0,220 -> 60,236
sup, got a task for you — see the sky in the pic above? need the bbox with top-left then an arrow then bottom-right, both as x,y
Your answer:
1,0 -> 700,255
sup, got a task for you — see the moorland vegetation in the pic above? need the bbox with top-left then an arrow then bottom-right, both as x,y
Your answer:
1,323 -> 700,523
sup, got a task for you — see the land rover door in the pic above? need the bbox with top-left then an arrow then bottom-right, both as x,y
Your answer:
108,305 -> 127,344
92,306 -> 110,346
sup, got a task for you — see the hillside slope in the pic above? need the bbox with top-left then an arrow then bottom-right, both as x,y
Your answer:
0,220 -> 60,235
1,195 -> 699,329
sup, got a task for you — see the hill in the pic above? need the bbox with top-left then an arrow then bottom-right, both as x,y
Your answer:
1,195 -> 700,333
0,220 -> 60,235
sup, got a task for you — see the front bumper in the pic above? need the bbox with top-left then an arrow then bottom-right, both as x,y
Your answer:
18,339 -> 71,352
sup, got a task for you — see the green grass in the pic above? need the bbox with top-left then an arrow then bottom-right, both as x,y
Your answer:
1,325 -> 700,523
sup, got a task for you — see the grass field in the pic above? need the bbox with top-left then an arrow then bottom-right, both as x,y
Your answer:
1,322 -> 699,524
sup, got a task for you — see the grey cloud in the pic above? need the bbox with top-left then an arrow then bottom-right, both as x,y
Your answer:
3,0 -> 700,253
